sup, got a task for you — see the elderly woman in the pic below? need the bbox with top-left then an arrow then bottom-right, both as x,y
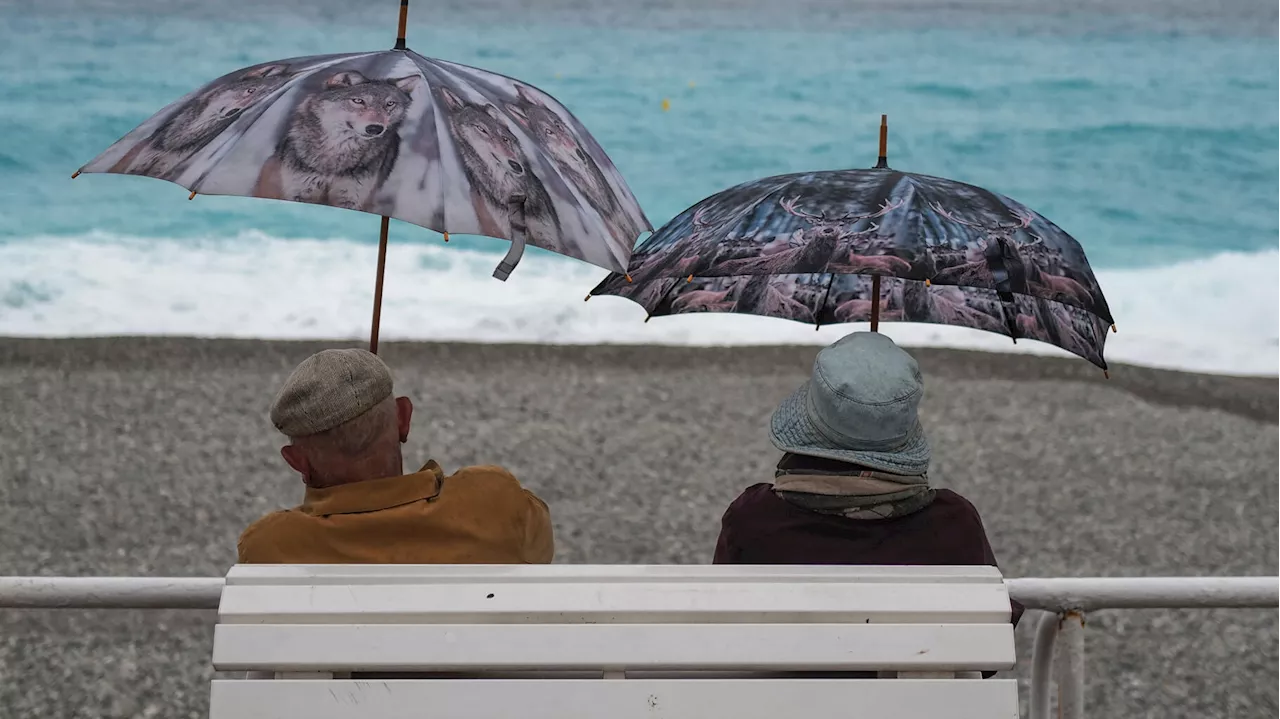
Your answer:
713,332 -> 1023,629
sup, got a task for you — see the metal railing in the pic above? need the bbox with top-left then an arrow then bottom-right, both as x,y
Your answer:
1,575 -> 1276,719
1008,577 -> 1278,719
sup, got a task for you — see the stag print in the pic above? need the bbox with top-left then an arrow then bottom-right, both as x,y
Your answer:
714,197 -> 904,276
927,201 -> 1036,289
590,168 -> 1112,368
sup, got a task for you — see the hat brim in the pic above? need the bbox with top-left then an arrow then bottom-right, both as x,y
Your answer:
769,383 -> 931,475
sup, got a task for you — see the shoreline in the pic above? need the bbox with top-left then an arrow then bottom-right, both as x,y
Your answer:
2,336 -> 1274,423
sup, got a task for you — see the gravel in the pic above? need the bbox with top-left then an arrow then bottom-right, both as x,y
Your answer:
1,337 -> 1276,719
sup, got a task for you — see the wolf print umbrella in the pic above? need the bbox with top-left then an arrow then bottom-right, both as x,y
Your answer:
73,1 -> 651,352
590,117 -> 1115,371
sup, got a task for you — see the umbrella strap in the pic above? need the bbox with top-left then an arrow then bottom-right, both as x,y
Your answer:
493,194 -> 528,281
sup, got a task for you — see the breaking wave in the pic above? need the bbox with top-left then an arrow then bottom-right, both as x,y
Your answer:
1,231 -> 1275,376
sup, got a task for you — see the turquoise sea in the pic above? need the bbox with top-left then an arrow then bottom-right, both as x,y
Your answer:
1,0 -> 1276,374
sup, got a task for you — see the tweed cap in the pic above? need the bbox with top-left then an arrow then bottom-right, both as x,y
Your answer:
270,349 -> 394,437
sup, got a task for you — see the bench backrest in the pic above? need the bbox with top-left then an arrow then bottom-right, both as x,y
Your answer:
209,564 -> 1020,719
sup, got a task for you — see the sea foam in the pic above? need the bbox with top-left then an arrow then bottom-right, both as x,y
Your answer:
1,232 -> 1275,376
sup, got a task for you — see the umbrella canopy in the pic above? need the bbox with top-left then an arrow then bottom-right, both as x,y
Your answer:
77,49 -> 650,278
590,126 -> 1114,369
73,2 -> 651,354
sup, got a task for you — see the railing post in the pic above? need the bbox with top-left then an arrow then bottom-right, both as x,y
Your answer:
1029,611 -> 1060,719
1057,610 -> 1086,719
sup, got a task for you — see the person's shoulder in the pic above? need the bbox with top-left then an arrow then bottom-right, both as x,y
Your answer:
927,489 -> 1002,567
240,509 -> 296,539
450,464 -> 524,488
732,483 -> 776,502
723,483 -> 779,516
238,508 -> 305,560
451,464 -> 544,500
928,489 -> 990,528
451,464 -> 551,519
932,488 -> 983,515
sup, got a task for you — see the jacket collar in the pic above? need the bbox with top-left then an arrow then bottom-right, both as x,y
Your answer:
299,461 -> 444,516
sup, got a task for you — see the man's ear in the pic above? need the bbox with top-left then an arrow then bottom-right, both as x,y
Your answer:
281,444 -> 309,482
396,396 -> 414,443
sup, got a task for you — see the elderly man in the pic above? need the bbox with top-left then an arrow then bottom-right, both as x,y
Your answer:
238,348 -> 553,564
713,332 -> 1023,631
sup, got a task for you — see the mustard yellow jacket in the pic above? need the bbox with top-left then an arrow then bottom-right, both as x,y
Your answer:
238,461 -> 553,564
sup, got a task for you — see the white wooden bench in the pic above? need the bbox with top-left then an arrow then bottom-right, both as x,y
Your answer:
209,564 -> 1019,719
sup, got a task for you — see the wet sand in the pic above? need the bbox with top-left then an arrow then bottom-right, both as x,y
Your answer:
0,337 -> 1276,718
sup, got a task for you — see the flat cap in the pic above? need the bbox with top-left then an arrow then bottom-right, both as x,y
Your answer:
270,349 -> 394,437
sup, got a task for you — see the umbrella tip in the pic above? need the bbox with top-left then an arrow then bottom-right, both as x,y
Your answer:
394,0 -> 409,50
686,274 -> 693,283
1111,323 -> 1117,333
71,170 -> 81,179
1103,370 -> 1110,379
188,190 -> 197,200
643,315 -> 651,323
625,273 -> 633,283
583,294 -> 591,302
924,278 -> 931,287
443,231 -> 449,242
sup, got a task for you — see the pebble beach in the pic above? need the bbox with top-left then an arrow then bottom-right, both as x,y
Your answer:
0,337 -> 1275,718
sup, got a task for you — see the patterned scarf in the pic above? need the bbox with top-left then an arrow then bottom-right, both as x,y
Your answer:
772,453 -> 935,520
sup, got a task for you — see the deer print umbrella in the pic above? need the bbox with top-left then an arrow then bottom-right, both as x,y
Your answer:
72,1 -> 651,353
590,118 -> 1115,371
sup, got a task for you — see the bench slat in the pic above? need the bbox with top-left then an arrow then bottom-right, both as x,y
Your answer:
224,564 -> 1005,586
212,623 -> 1015,672
209,678 -> 1020,719
218,582 -> 1012,625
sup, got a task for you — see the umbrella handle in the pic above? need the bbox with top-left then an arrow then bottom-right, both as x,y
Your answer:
493,195 -> 528,281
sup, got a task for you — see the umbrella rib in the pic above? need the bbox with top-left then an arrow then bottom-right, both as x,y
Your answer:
402,51 -> 451,238
412,51 -> 614,265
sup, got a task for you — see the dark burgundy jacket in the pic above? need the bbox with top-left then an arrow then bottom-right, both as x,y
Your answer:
713,483 -> 1025,629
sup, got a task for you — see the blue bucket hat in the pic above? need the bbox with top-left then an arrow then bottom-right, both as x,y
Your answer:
769,332 -> 931,475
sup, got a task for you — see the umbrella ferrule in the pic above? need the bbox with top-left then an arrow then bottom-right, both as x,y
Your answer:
394,0 -> 409,50
874,114 -> 889,169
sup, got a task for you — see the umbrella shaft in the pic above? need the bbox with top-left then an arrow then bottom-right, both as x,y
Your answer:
370,217 -> 391,354
870,275 -> 881,331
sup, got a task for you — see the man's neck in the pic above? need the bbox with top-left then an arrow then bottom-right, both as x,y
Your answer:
305,456 -> 405,490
